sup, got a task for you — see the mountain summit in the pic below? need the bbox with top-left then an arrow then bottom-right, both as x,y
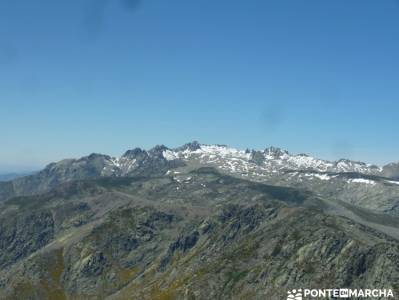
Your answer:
0,142 -> 398,206
0,142 -> 398,299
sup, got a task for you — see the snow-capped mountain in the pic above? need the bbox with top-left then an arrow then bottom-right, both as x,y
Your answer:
31,141 -> 390,181
161,141 -> 383,176
158,143 -> 399,215
1,141 -> 398,215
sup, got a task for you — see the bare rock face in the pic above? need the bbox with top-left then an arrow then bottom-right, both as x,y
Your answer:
383,162 -> 399,180
0,168 -> 398,299
0,210 -> 54,268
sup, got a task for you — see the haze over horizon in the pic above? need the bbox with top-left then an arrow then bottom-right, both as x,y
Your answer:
1,0 -> 399,171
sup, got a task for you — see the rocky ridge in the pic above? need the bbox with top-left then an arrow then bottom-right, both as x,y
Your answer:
0,168 -> 398,299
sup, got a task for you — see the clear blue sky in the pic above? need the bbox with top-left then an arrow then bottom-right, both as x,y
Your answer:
1,0 -> 399,171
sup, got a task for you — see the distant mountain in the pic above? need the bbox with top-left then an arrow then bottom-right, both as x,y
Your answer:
1,142 -> 398,215
0,172 -> 34,182
161,142 -> 399,215
0,148 -> 183,202
164,142 -> 384,175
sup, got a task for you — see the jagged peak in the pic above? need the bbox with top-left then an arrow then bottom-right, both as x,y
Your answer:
85,153 -> 111,160
122,147 -> 146,158
297,153 -> 310,157
174,141 -> 201,152
149,145 -> 170,156
264,146 -> 289,157
334,158 -> 371,167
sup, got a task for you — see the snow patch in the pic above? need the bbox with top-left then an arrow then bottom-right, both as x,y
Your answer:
313,174 -> 331,181
348,178 -> 376,185
163,150 -> 178,161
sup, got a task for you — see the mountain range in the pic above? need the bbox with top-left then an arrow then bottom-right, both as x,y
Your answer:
0,142 -> 398,299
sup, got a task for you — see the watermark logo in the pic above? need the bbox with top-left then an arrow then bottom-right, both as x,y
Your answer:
286,288 -> 394,299
287,289 -> 302,300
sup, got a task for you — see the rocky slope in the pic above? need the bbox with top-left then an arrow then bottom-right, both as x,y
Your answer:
0,143 -> 399,299
0,168 -> 398,300
382,162 -> 399,180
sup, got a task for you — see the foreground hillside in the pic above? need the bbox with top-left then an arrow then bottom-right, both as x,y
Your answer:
0,168 -> 398,299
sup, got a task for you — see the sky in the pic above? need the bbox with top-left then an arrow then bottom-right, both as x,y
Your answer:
1,0 -> 399,172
